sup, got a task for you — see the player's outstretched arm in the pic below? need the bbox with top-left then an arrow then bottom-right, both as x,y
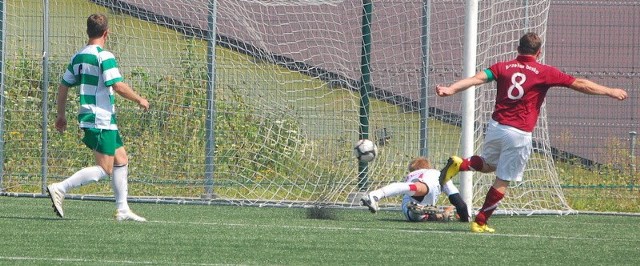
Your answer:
435,71 -> 489,97
569,78 -> 628,100
55,84 -> 70,133
112,81 -> 150,110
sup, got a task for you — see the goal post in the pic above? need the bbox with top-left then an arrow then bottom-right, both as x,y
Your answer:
0,0 -> 572,214
460,0 -> 479,218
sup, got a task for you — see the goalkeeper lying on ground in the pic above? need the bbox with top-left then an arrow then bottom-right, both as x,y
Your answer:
361,157 -> 469,222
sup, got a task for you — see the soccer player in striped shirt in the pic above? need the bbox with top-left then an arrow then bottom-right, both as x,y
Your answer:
47,13 -> 150,222
435,32 -> 627,233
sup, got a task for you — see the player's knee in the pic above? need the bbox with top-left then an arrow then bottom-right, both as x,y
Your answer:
98,165 -> 112,176
406,213 -> 423,222
481,163 -> 496,173
114,157 -> 128,167
405,208 -> 426,222
114,148 -> 128,165
412,182 -> 429,196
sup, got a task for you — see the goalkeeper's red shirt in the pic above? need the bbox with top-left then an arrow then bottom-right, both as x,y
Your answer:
485,55 -> 576,132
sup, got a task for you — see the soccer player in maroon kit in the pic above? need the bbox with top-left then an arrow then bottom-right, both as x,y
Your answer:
435,32 -> 628,233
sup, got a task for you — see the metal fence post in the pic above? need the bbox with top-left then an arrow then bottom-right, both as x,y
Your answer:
41,0 -> 50,194
630,131 -> 637,191
0,0 -> 5,192
419,0 -> 431,157
357,0 -> 373,192
203,0 -> 218,199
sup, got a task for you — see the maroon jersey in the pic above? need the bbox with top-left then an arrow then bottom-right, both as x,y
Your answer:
486,55 -> 575,132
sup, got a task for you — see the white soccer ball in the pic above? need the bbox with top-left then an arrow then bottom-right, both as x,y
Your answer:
353,139 -> 378,162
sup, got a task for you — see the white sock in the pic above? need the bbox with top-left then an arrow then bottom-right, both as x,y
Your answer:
58,166 -> 107,193
370,182 -> 412,200
112,164 -> 130,212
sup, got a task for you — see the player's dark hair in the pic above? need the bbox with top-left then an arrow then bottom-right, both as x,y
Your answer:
408,157 -> 431,172
517,32 -> 542,55
87,13 -> 108,39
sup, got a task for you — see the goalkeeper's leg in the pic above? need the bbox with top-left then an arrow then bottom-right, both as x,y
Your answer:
362,182 -> 426,213
439,156 -> 462,186
448,193 -> 470,222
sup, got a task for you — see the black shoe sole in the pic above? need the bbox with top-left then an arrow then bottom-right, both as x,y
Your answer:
360,198 -> 377,213
46,187 -> 64,218
438,158 -> 456,186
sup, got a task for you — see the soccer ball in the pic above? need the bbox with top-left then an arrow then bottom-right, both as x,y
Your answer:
353,139 -> 378,162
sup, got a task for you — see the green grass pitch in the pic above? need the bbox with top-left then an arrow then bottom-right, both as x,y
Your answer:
0,196 -> 639,265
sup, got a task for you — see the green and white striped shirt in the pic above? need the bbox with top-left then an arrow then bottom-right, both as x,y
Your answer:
61,45 -> 123,130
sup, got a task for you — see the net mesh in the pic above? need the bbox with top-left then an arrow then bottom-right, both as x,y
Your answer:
1,0 -> 571,213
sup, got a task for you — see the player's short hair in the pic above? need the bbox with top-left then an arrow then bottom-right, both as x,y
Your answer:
408,157 -> 431,172
517,32 -> 542,55
87,13 -> 109,39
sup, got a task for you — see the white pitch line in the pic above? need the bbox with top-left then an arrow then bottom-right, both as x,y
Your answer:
148,219 -> 640,243
2,218 -> 637,264
0,256 -> 232,266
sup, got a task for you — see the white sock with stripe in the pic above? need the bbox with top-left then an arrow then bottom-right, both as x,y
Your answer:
112,164 -> 130,212
58,166 -> 107,193
370,182 -> 414,200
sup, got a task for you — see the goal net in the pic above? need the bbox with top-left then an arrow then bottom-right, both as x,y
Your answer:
0,0 -> 571,214
472,1 -> 571,214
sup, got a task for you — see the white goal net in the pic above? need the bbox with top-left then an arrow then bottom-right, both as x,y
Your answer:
0,0 -> 571,214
